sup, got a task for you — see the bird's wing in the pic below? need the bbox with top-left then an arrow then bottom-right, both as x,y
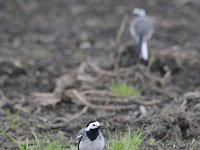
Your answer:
76,128 -> 85,140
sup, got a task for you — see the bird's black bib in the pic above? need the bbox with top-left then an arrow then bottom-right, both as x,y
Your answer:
86,127 -> 100,141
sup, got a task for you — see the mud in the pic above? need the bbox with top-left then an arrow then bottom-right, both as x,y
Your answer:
0,0 -> 200,149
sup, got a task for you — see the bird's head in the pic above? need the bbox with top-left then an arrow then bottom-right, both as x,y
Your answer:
133,8 -> 146,17
85,120 -> 102,131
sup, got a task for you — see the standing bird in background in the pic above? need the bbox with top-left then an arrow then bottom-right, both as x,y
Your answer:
130,8 -> 153,61
76,120 -> 105,150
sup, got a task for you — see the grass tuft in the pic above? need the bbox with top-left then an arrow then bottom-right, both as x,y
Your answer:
0,129 -> 74,150
108,128 -> 142,150
5,109 -> 20,127
148,137 -> 156,146
109,81 -> 141,96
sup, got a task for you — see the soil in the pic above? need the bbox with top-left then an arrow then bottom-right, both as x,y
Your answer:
0,0 -> 200,149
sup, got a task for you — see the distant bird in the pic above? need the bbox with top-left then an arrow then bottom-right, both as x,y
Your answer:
130,8 -> 153,61
76,120 -> 105,150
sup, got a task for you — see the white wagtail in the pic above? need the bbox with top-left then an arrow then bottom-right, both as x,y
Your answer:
76,120 -> 105,150
130,8 -> 153,61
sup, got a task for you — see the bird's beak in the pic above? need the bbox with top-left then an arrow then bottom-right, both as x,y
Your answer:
100,125 -> 104,128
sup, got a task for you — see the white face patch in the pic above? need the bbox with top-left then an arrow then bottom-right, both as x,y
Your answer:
85,121 -> 100,131
133,8 -> 146,16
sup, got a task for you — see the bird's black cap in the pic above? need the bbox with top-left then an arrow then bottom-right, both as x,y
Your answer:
86,120 -> 97,127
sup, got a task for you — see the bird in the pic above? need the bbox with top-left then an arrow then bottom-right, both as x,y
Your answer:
76,120 -> 105,150
130,8 -> 154,61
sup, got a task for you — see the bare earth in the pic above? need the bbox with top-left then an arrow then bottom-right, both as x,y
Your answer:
0,0 -> 200,149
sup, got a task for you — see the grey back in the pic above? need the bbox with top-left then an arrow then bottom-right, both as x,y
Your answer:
130,15 -> 153,42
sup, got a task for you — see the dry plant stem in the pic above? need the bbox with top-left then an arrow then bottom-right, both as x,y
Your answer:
160,46 -> 200,64
82,89 -> 162,105
114,14 -> 128,70
114,46 -> 125,70
48,106 -> 88,129
77,62 -> 100,81
163,66 -> 171,79
88,95 -> 161,106
71,89 -> 137,110
116,14 -> 128,45
87,62 -> 117,76
143,66 -> 167,86
77,74 -> 97,82
184,91 -> 200,98
32,93 -> 60,106
82,90 -> 118,97
146,65 -> 171,86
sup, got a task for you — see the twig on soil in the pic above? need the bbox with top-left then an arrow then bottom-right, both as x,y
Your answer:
159,45 -> 200,64
82,89 -> 162,105
146,64 -> 171,86
78,62 -> 117,77
87,62 -> 117,76
76,62 -> 99,82
77,74 -> 97,82
120,96 -> 162,105
82,90 -> 118,97
143,66 -> 166,85
184,91 -> 200,98
32,93 -> 61,106
163,66 -> 171,79
87,95 -> 162,106
143,64 -> 171,87
148,85 -> 178,97
70,89 -> 137,110
48,106 -> 88,129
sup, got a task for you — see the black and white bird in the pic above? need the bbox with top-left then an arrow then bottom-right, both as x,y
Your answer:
76,120 -> 105,150
130,8 -> 154,61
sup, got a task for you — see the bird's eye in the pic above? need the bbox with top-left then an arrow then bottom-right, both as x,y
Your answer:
93,124 -> 95,126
